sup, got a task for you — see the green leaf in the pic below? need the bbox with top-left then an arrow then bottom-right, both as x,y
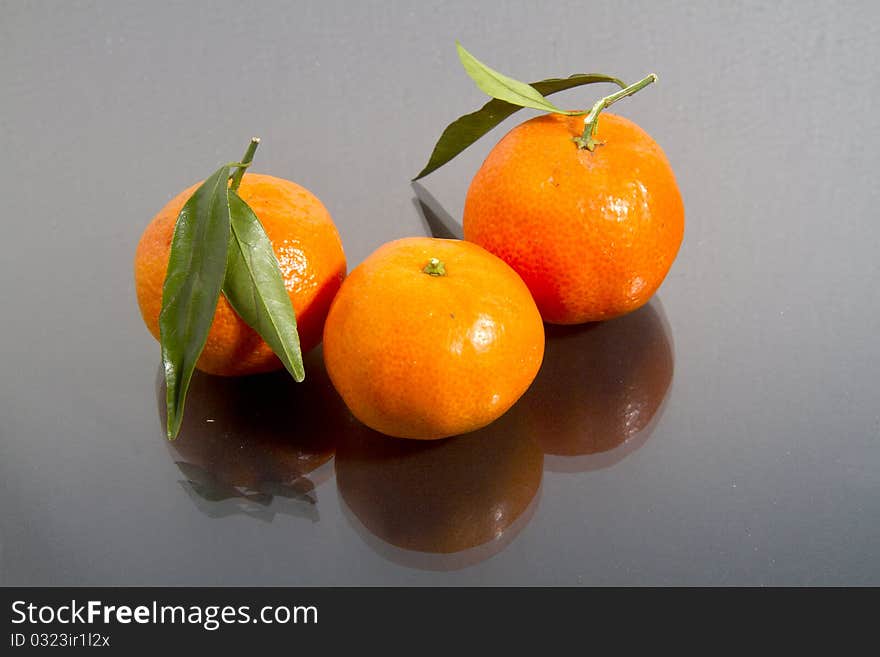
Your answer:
456,42 -> 565,113
160,165 -> 232,440
222,190 -> 305,383
413,73 -> 626,180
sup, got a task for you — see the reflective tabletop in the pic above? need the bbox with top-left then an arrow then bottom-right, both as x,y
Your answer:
2,1 -> 878,585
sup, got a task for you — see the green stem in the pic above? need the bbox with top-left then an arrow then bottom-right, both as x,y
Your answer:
422,258 -> 447,276
574,74 -> 657,151
230,137 -> 261,191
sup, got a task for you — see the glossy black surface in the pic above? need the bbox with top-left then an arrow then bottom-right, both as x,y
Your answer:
2,2 -> 878,585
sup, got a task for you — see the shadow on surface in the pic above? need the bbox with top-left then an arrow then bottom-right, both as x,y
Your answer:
155,347 -> 348,522
411,181 -> 463,240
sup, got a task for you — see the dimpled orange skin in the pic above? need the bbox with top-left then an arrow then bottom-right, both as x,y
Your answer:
135,173 -> 346,376
463,112 -> 684,324
322,237 -> 545,440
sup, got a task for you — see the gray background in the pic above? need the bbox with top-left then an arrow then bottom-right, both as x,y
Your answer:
1,0 -> 878,585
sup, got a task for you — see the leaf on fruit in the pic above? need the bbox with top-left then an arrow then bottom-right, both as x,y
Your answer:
413,45 -> 626,180
456,42 -> 567,114
159,165 -> 232,440
223,190 -> 305,383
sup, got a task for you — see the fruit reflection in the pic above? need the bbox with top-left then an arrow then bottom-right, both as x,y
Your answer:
157,348 -> 345,508
518,300 -> 674,471
335,412 -> 543,569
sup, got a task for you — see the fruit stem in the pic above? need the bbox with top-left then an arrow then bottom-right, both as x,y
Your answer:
574,74 -> 657,151
422,258 -> 447,276
229,137 -> 261,191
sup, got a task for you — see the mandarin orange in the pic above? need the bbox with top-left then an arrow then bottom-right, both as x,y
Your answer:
322,237 -> 544,440
463,112 -> 684,324
135,173 -> 345,376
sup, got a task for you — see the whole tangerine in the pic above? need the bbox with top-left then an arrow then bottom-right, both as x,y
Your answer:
463,111 -> 684,324
135,173 -> 346,376
322,237 -> 545,440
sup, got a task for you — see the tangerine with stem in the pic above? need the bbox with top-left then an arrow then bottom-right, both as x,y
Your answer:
135,169 -> 346,377
463,75 -> 684,323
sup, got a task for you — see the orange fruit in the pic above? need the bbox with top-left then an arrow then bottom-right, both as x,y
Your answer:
322,237 -> 545,440
135,173 -> 346,376
463,112 -> 684,324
